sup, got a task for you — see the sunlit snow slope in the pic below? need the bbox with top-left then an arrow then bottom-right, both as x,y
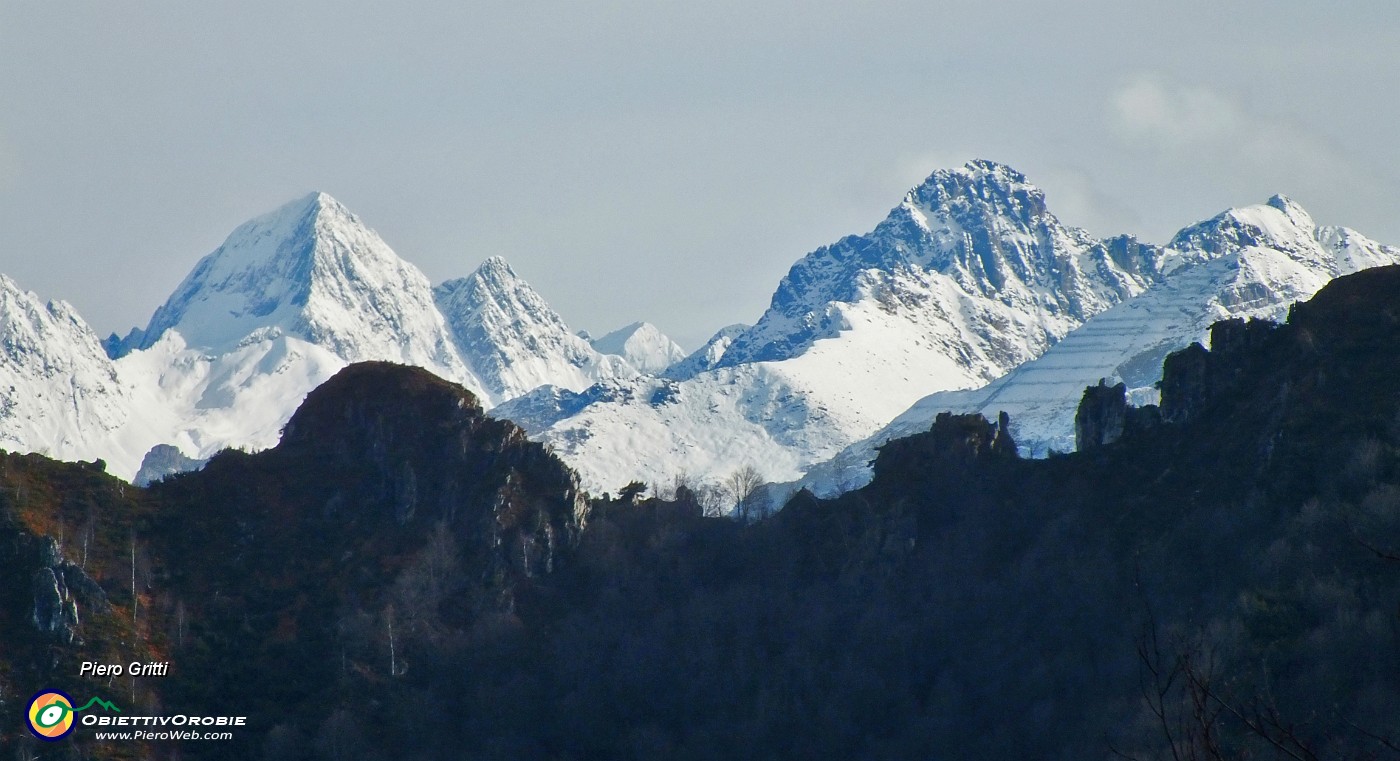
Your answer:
1,193 -> 637,479
799,195 -> 1400,496
503,161 -> 1171,492
0,275 -> 131,465
589,321 -> 686,375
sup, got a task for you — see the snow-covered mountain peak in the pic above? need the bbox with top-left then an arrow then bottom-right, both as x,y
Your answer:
436,257 -> 567,337
151,191 -> 355,317
0,273 -> 129,462
128,192 -> 469,379
1169,195 -> 1322,263
589,321 -> 686,375
717,160 -> 1160,377
1,274 -> 91,356
665,323 -> 749,380
902,159 -> 1048,231
470,255 -> 520,284
435,258 -> 636,402
963,157 -> 1029,181
921,158 -> 1034,191
1265,193 -> 1312,223
798,195 -> 1400,497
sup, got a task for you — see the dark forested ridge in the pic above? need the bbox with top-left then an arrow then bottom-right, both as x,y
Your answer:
3,267 -> 1400,760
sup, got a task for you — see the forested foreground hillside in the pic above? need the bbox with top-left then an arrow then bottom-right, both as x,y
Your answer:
3,267 -> 1399,760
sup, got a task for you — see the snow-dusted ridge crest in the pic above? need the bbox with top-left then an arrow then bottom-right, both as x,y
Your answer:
3,165 -> 1397,496
797,192 -> 1400,497
434,256 -> 638,402
508,160 -> 1171,492
500,161 -> 1400,495
0,192 -> 663,480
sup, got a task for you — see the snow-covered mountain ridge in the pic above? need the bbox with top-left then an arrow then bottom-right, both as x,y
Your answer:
500,166 -> 1399,494
718,160 -> 1163,376
0,274 -> 130,464
0,193 -> 660,479
435,256 -> 636,403
798,194 -> 1400,496
589,322 -> 686,375
505,161 -> 1175,491
4,165 -> 1397,498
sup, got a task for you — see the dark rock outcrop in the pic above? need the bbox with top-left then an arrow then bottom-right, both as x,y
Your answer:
1160,341 -> 1210,423
274,362 -> 589,579
1076,379 -> 1129,451
874,410 -> 1018,483
59,560 -> 111,614
1076,379 -> 1161,452
1160,318 -> 1280,424
147,360 -> 592,660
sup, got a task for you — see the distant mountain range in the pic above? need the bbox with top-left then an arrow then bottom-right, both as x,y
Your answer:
1,193 -> 654,480
499,162 -> 1398,493
2,163 -> 1397,493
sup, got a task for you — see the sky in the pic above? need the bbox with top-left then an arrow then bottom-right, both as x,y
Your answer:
1,1 -> 1397,350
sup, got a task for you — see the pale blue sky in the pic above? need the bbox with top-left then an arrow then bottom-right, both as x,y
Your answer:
2,1 -> 1397,349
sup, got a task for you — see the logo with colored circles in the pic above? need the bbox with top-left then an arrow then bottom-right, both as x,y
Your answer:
27,690 -> 76,741
26,690 -> 120,741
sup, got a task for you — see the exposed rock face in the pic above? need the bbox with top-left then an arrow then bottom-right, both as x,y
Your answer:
874,410 -> 1018,483
59,560 -> 111,613
1160,343 -> 1210,424
175,361 -> 590,607
32,567 -> 79,643
1070,272 -> 1393,454
1076,380 -> 1129,451
26,537 -> 108,643
1160,318 -> 1280,425
1072,317 -> 1281,449
1209,317 -> 1279,356
134,444 -> 209,487
1075,380 -> 1162,452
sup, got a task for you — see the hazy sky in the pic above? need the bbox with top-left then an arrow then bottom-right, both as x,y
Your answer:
2,2 -> 1397,349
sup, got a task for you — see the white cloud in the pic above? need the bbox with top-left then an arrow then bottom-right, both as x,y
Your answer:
1107,74 -> 1353,179
1106,74 -> 1393,225
1110,77 -> 1245,148
1032,167 -> 1144,239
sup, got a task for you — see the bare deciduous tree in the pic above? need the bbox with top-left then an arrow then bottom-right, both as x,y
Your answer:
726,465 -> 764,522
392,521 -> 463,645
697,483 -> 731,518
1117,574 -> 1400,761
384,604 -> 402,677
